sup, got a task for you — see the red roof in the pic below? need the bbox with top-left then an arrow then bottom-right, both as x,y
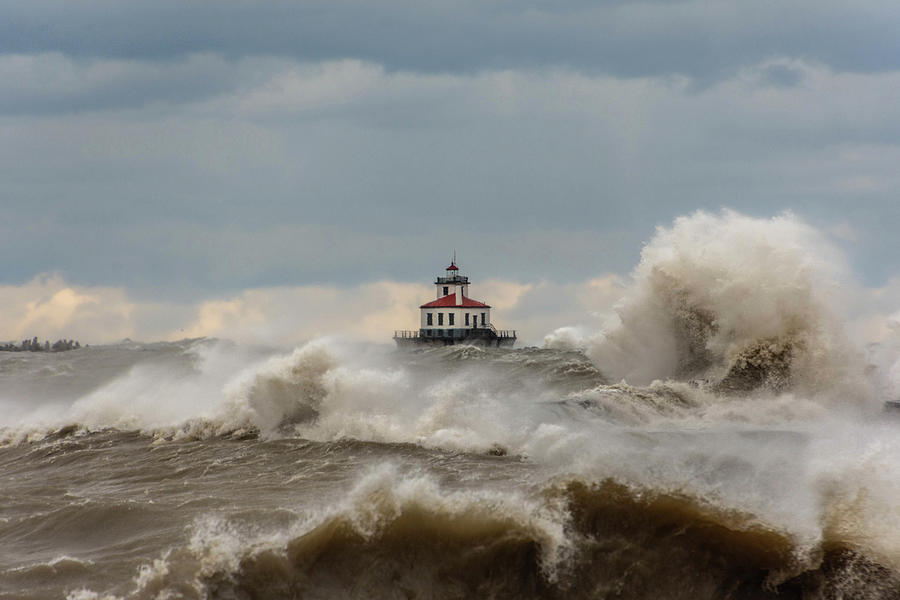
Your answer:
446,262 -> 459,271
420,293 -> 490,309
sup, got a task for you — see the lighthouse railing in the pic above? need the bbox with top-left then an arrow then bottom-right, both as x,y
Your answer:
393,330 -> 423,339
393,328 -> 515,340
485,324 -> 516,338
435,275 -> 469,285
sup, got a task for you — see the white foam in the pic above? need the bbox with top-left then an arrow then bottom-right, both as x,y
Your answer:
65,590 -> 122,600
6,210 -> 900,575
587,210 -> 870,404
166,463 -> 572,585
543,326 -> 588,350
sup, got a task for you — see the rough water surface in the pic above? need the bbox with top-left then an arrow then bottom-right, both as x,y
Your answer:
1,339 -> 899,600
4,212 -> 900,599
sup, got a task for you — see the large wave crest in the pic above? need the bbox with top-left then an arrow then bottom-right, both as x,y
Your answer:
587,210 -> 869,403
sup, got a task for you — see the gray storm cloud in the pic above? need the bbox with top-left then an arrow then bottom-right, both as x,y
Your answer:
3,1 -> 900,78
2,0 -> 900,301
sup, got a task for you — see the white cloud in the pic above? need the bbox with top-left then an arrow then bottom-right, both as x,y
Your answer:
0,275 -> 136,343
177,282 -> 424,344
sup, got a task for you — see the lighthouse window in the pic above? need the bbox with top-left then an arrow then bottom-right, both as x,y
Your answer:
443,286 -> 449,296
449,313 -> 454,326
427,313 -> 433,326
438,313 -> 444,325
481,312 -> 486,326
465,313 -> 469,326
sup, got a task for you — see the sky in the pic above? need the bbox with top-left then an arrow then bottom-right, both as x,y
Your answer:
3,0 -> 900,346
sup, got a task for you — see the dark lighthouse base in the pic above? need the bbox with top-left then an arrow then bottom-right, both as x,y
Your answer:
393,327 -> 516,348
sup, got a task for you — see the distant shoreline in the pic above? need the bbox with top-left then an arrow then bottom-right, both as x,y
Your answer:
0,337 -> 83,353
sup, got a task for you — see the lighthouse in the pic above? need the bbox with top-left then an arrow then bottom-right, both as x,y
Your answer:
393,260 -> 516,347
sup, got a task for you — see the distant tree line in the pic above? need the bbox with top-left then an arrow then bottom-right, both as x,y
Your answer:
0,337 -> 83,352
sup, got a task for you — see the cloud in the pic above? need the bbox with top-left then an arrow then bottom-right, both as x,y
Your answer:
0,275 -> 136,343
4,1 -> 900,378
483,276 -> 626,344
0,53 -> 240,115
756,63 -> 805,89
826,221 -> 860,243
3,1 -> 900,80
4,55 -> 900,291
177,282 -> 424,344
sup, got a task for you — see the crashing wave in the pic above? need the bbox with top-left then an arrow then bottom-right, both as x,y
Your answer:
587,210 -> 870,402
118,466 -> 900,600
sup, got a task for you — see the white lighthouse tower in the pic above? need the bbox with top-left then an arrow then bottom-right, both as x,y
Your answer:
393,259 -> 516,347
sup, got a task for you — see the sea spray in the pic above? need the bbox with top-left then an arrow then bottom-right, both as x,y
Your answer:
587,210 -> 871,404
222,341 -> 337,434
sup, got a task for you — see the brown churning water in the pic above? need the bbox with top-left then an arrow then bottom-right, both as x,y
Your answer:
1,337 -> 900,599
